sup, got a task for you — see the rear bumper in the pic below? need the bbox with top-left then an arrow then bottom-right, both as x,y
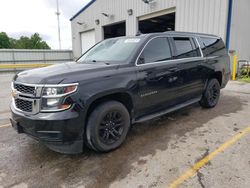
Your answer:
10,103 -> 85,154
221,72 -> 230,88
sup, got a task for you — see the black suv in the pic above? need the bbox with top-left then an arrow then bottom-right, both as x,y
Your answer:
10,32 -> 230,154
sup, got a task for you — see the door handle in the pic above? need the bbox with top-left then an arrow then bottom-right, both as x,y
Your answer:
147,76 -> 164,82
168,67 -> 179,73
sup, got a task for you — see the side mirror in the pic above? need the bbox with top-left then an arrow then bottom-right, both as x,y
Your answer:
138,56 -> 145,65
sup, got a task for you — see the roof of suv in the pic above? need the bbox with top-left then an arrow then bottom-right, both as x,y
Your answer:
136,31 -> 220,39
166,31 -> 219,38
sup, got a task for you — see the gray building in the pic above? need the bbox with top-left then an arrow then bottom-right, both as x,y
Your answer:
71,0 -> 250,62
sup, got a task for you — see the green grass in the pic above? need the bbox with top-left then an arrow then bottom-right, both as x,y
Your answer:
239,77 -> 250,83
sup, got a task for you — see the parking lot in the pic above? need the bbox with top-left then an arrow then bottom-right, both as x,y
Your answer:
0,73 -> 250,188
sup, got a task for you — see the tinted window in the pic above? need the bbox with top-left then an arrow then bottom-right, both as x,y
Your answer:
173,37 -> 200,59
201,37 -> 225,55
78,38 -> 141,63
138,38 -> 172,64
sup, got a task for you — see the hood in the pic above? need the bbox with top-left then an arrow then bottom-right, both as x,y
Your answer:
14,61 -> 119,84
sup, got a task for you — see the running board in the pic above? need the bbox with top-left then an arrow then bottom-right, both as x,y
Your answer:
134,97 -> 201,124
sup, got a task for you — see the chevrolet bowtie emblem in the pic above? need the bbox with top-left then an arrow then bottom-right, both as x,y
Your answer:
11,89 -> 18,99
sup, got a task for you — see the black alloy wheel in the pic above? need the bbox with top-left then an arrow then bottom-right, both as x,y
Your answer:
200,78 -> 221,108
207,84 -> 220,106
86,101 -> 130,152
99,110 -> 124,145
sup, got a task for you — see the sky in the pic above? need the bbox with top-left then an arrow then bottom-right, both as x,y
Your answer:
0,0 -> 91,49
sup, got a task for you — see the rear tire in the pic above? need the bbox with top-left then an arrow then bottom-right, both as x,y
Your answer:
86,101 -> 130,152
199,79 -> 220,108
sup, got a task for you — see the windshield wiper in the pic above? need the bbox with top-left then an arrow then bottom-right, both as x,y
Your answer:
78,60 -> 111,65
91,60 -> 110,65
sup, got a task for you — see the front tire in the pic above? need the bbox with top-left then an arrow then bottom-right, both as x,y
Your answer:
86,101 -> 130,152
199,78 -> 221,108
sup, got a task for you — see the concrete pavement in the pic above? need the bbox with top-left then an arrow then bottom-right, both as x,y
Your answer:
0,73 -> 250,188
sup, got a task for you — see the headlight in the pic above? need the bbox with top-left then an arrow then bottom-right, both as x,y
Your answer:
45,88 -> 58,96
42,85 -> 78,97
40,83 -> 78,112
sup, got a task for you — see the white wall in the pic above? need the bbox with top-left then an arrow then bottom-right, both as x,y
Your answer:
71,0 -> 229,58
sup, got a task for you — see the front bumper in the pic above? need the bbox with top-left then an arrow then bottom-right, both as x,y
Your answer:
10,103 -> 85,154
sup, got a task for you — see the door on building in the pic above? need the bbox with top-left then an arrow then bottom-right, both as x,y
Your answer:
81,30 -> 95,54
103,22 -> 126,39
139,12 -> 175,33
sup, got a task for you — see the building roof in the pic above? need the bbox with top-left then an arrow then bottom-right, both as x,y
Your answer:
70,0 -> 97,21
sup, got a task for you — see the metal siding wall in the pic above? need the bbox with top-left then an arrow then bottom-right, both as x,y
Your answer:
175,0 -> 228,40
230,0 -> 250,61
71,0 -> 178,58
71,0 -> 229,58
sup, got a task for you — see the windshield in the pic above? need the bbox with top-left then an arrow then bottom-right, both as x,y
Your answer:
77,37 -> 141,63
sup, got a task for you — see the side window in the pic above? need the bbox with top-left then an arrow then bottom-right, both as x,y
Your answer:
138,38 -> 172,64
201,37 -> 225,56
173,37 -> 200,59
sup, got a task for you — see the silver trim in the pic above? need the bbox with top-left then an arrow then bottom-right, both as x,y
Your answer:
13,81 -> 79,88
12,96 -> 41,115
136,36 -> 204,67
40,104 -> 73,113
11,82 -> 78,114
12,82 -> 40,98
42,84 -> 78,98
136,57 -> 205,66
194,37 -> 204,58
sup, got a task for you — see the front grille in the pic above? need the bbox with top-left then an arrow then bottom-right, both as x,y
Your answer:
14,83 -> 35,95
15,98 -> 33,112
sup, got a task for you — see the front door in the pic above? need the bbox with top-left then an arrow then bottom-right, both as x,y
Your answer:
135,37 -> 181,117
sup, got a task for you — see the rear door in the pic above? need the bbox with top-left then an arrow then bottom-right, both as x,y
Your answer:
170,36 -> 206,102
135,37 -> 181,117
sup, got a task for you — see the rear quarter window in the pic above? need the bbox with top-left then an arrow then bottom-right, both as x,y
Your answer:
201,37 -> 226,56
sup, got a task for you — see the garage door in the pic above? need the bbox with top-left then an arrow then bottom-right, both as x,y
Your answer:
80,30 -> 95,54
139,9 -> 176,33
103,22 -> 126,39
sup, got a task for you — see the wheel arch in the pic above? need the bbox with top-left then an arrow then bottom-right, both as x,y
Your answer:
208,71 -> 222,86
85,91 -> 134,124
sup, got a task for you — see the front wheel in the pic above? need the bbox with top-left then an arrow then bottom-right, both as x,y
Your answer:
199,78 -> 221,108
86,101 -> 130,152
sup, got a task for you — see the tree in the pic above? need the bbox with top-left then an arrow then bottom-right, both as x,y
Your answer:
14,33 -> 50,49
0,32 -> 12,49
14,36 -> 31,49
30,33 -> 50,49
0,32 -> 51,49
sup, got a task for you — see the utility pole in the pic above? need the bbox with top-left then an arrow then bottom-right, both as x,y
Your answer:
56,0 -> 61,49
